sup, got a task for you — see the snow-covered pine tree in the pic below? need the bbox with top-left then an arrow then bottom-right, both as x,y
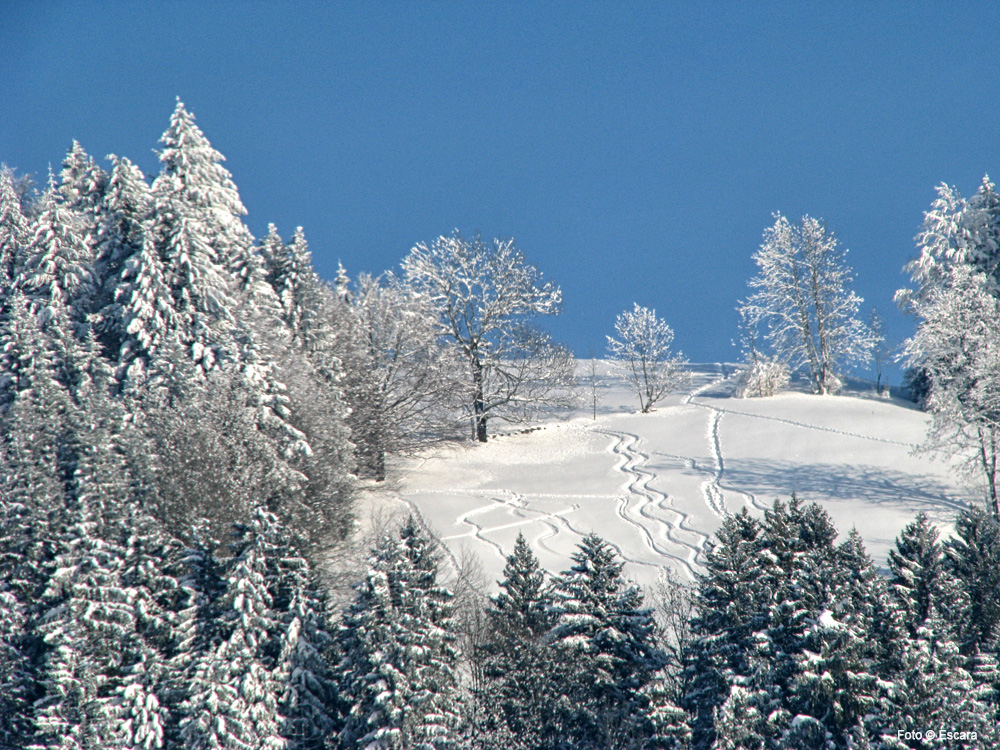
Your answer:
682,509 -> 766,750
473,533 -> 560,746
547,533 -> 667,747
0,164 -> 31,285
336,518 -> 463,750
17,180 -> 96,334
179,509 -> 286,750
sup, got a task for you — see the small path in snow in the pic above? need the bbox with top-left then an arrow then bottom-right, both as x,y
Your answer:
683,364 -> 769,517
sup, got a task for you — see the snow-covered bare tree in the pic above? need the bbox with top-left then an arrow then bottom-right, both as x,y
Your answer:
733,306 -> 789,398
606,302 -> 689,413
402,231 -> 576,442
903,266 -> 1000,516
868,307 -> 889,395
338,270 -> 465,479
900,176 -> 1000,517
740,214 -> 874,394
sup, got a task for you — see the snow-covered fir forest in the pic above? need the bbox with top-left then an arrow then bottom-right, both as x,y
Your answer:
2,101 -> 1000,750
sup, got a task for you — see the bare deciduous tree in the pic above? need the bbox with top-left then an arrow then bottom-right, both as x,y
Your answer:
740,214 -> 873,394
403,231 -> 577,442
607,303 -> 689,413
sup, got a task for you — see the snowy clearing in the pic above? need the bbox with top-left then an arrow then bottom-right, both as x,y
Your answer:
360,362 -> 973,591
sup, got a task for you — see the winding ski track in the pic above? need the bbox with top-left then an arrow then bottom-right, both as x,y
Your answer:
594,428 -> 707,578
397,362 -> 912,582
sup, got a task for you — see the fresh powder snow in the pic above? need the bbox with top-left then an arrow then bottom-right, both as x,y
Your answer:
358,362 -> 972,590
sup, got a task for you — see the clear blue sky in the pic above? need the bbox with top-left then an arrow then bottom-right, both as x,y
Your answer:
3,2 -> 1000,381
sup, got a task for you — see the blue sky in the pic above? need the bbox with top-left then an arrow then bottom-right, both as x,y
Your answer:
3,2 -> 1000,381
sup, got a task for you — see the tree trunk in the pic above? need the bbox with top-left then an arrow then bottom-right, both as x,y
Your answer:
472,353 -> 487,442
978,425 -> 999,518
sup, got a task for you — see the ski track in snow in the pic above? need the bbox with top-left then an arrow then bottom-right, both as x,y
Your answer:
457,486 -> 666,575
398,363 -> 918,582
595,428 -> 707,579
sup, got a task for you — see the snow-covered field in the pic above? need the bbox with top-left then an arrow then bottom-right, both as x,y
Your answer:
361,363 -> 974,591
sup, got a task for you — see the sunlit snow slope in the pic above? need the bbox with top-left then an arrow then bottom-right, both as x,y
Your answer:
366,363 -> 973,590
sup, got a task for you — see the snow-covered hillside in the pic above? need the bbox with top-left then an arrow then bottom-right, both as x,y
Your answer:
364,363 -> 973,590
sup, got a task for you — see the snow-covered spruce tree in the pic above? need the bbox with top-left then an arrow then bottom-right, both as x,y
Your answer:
16,180 -> 96,334
739,214 -> 874,395
256,225 -> 355,524
683,499 -> 896,750
262,226 -> 336,350
783,529 -> 900,747
269,541 -> 338,750
155,99 -> 253,272
945,506 -> 1000,655
682,509 -> 766,750
607,302 -> 690,413
888,513 -> 967,639
57,142 -> 108,222
146,169 -> 235,374
0,372 -> 64,748
336,270 -> 465,479
402,231 -> 577,442
89,155 -> 158,369
335,517 -> 463,750
179,510 -> 288,750
472,532 -> 562,747
879,512 -> 999,744
22,401 -> 165,750
712,498 -> 842,748
546,533 -> 667,747
0,164 -> 31,285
